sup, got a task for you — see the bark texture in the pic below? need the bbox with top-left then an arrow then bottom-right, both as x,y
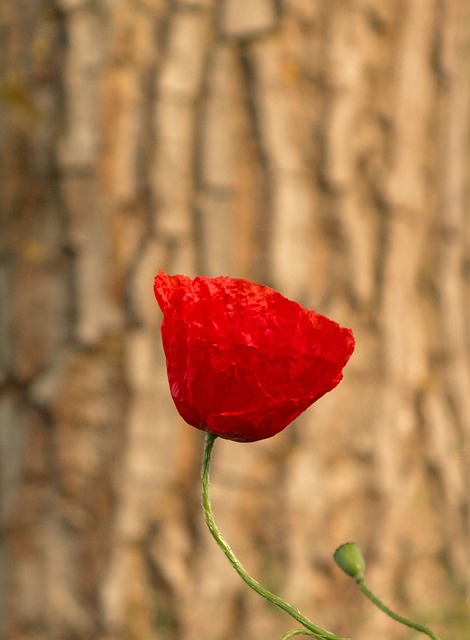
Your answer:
1,1 -> 470,639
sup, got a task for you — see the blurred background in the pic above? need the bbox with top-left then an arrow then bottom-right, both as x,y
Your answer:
1,1 -> 470,639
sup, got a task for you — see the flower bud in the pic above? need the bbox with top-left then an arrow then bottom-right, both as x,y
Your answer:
334,542 -> 365,579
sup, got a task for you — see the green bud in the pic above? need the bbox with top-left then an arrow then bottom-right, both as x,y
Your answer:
333,542 -> 365,579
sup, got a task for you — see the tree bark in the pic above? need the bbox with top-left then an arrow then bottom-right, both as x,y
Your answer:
1,1 -> 469,639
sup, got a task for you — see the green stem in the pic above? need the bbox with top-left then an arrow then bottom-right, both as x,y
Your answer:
201,432 -> 349,640
356,577 -> 442,640
279,629 -> 318,639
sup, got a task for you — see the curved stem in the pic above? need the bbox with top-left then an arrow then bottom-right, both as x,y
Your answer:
356,577 -> 441,640
280,629 -> 318,639
201,432 -> 349,640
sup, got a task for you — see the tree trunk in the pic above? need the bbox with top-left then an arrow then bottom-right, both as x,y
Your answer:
1,1 -> 469,639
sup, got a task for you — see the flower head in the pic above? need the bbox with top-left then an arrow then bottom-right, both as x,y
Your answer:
154,270 -> 355,442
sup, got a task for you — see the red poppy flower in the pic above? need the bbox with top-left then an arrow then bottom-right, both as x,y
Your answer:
154,270 -> 355,443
